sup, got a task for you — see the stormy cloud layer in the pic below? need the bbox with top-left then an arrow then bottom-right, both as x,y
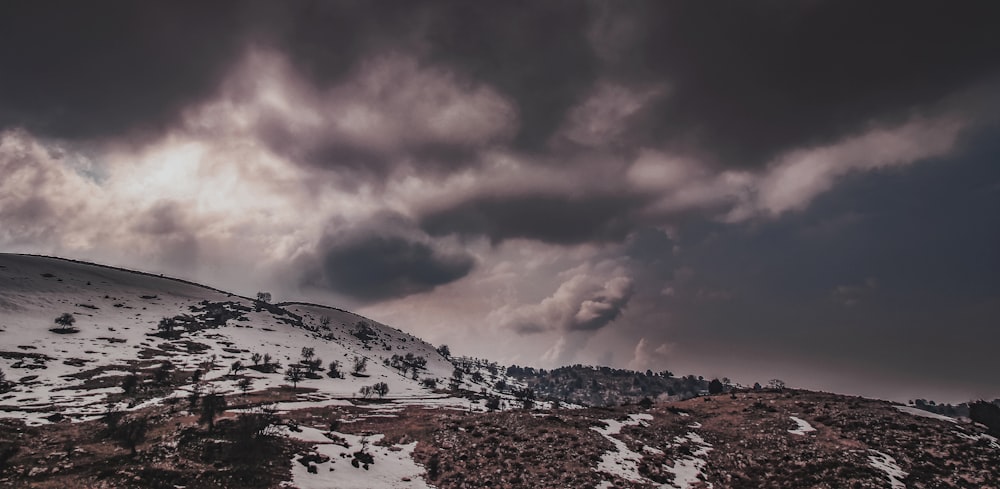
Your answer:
1,1 -> 999,402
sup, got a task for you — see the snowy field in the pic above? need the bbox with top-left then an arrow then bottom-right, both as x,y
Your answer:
0,254 -> 498,426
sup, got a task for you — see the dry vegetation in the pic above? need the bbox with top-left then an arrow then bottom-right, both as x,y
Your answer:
8,389 -> 997,488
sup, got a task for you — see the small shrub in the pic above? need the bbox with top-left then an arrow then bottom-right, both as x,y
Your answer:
122,374 -> 140,395
0,368 -> 9,393
153,362 -> 173,386
157,317 -> 177,336
51,312 -> 79,333
237,378 -> 253,396
328,360 -> 342,379
351,356 -> 368,376
485,396 -> 501,411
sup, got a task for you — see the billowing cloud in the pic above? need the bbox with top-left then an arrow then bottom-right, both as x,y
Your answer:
572,276 -> 634,331
492,262 -> 634,336
200,51 -> 518,174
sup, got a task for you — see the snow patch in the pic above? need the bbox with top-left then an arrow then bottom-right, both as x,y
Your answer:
788,416 -> 816,435
894,405 -> 956,423
591,413 -> 653,483
954,430 -> 1000,450
868,449 -> 907,489
281,425 -> 430,489
663,429 -> 713,488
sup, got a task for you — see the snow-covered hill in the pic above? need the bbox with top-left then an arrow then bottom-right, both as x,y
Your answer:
0,254 -> 487,426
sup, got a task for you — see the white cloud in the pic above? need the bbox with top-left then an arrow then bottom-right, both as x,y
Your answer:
623,115 -> 966,223
753,116 -> 964,216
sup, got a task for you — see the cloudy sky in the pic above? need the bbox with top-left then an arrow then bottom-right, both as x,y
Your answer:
2,1 -> 998,403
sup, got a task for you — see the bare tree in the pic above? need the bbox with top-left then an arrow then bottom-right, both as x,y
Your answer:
351,356 -> 368,376
373,382 -> 389,398
284,365 -> 304,390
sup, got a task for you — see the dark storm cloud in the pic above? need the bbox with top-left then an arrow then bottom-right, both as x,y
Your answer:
311,214 -> 475,301
5,0 -> 997,167
417,1 -> 597,151
0,1 -> 250,141
593,1 -> 1000,166
420,192 -> 647,245
0,0 -> 593,152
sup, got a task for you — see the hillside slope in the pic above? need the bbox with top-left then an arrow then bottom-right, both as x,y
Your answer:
0,254 -> 471,426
